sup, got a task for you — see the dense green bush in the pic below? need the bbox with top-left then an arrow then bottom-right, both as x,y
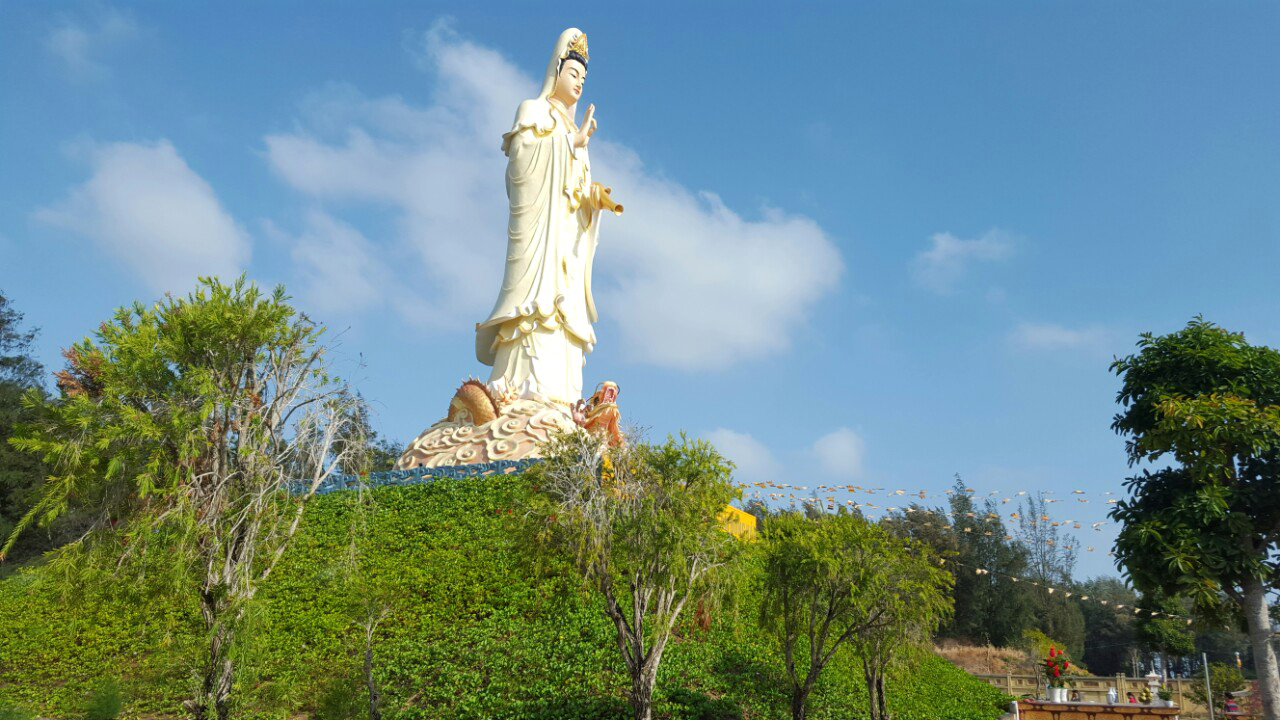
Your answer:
0,700 -> 36,720
0,476 -> 1010,719
84,678 -> 123,720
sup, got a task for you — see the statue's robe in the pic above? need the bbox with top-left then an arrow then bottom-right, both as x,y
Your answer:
476,98 -> 602,405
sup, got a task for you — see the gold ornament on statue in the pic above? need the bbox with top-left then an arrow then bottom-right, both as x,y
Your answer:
566,33 -> 589,63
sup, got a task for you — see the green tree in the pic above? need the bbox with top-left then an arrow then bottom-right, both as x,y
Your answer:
760,510 -> 948,720
880,504 -> 955,559
0,291 -> 52,564
1134,594 -> 1195,676
884,481 -> 1037,650
524,431 -> 741,720
332,392 -> 402,475
743,497 -> 771,530
0,291 -> 42,387
947,478 -> 1035,647
1195,621 -> 1250,678
1076,577 -> 1137,676
1017,493 -> 1085,658
3,277 -> 363,720
851,537 -> 953,720
1109,318 -> 1280,718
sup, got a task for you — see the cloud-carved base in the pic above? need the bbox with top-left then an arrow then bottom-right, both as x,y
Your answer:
395,398 -> 578,469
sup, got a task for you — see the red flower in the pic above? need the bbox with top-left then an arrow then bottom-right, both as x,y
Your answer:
1064,660 -> 1070,669
1053,668 -> 1061,678
1049,646 -> 1057,657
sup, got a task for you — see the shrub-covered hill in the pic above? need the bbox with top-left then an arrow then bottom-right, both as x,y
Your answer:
0,476 -> 1011,719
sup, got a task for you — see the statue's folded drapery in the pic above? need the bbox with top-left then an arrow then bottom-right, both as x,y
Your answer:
476,96 -> 602,405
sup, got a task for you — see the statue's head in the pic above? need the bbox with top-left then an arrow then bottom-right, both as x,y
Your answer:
551,56 -> 586,108
541,29 -> 589,106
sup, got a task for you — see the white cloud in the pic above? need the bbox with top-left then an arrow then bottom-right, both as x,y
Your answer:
708,425 -> 866,485
264,20 -> 842,368
592,145 -> 842,369
35,140 -> 249,294
706,428 -> 782,485
282,210 -> 393,316
45,9 -> 139,80
911,229 -> 1014,294
1011,322 -> 1109,352
811,427 -> 865,480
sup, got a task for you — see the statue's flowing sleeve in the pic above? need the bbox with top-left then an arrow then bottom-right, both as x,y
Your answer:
476,100 -> 601,366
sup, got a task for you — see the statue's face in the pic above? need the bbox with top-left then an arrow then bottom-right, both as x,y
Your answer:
553,58 -> 586,106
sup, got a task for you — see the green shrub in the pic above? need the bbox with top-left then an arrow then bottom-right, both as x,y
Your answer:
0,476 -> 1011,719
313,676 -> 368,720
0,701 -> 35,720
1190,662 -> 1246,709
664,688 -> 743,720
83,677 -> 123,720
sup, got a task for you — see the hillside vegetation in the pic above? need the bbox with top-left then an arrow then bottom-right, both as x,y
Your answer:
0,476 -> 1011,720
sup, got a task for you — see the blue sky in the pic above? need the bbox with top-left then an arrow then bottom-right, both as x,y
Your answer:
2,3 -> 1277,580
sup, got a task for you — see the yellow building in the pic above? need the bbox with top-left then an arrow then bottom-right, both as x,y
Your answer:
718,505 -> 758,540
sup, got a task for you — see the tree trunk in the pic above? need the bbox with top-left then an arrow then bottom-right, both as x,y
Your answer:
602,587 -> 653,720
630,658 -> 658,720
877,673 -> 889,720
185,622 -> 235,720
791,670 -> 820,720
1242,576 -> 1280,720
213,656 -> 234,720
185,583 -> 239,720
789,685 -> 808,720
863,661 -> 884,720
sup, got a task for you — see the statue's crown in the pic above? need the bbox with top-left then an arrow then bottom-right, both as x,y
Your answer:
565,33 -> 589,64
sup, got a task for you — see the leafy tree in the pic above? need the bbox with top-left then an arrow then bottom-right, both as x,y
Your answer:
884,480 -> 1036,650
1109,318 -> 1280,717
1017,493 -> 1085,657
1017,494 -> 1078,586
760,510 -> 948,720
0,291 -> 51,564
1134,594 -> 1195,676
851,537 -> 953,720
743,497 -> 771,530
524,431 -> 741,720
333,392 -> 401,475
0,291 -> 42,387
1076,577 -> 1138,675
3,277 -> 362,720
946,478 -> 1035,647
1195,622 -> 1250,678
880,504 -> 955,559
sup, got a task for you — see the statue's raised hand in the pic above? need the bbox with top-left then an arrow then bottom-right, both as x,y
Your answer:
574,104 -> 597,149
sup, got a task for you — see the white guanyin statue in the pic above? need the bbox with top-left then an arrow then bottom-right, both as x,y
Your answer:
476,27 -> 621,406
396,28 -> 623,469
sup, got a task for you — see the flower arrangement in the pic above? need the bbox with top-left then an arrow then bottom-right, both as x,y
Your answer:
1043,646 -> 1071,688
